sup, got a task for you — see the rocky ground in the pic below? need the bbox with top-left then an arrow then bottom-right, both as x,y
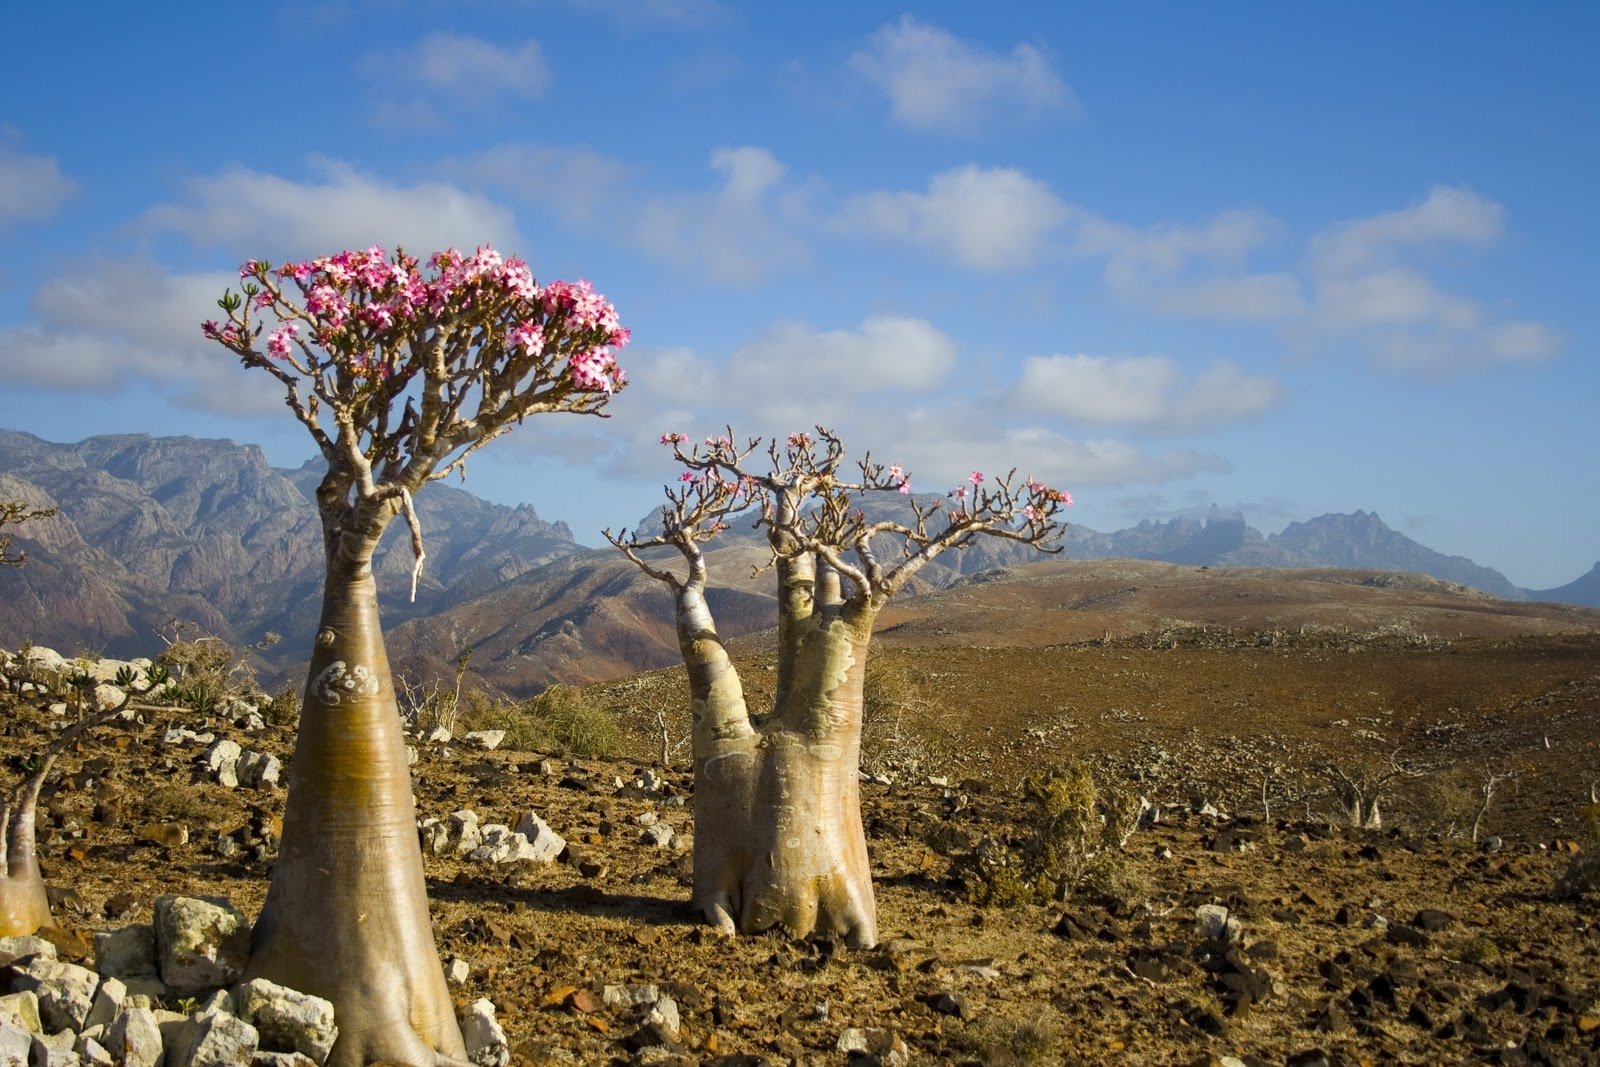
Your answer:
3,564 -> 1599,1066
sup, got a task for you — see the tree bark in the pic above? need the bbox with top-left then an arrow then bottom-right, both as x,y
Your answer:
685,563 -> 879,947
246,546 -> 465,1066
0,813 -> 51,937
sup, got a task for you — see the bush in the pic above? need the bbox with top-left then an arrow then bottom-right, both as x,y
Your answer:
459,685 -> 622,758
1554,802 -> 1600,903
860,656 -> 955,779
951,760 -> 1145,909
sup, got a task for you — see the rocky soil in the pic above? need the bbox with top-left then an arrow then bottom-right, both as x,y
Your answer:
2,565 -> 1599,1066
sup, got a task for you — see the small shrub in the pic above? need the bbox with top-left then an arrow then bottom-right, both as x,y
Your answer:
861,657 -> 955,779
1553,802 -> 1600,903
459,685 -> 623,758
142,785 -> 228,826
952,760 -> 1144,909
952,1008 -> 1063,1065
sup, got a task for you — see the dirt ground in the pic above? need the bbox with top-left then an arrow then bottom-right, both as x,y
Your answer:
7,562 -> 1600,1065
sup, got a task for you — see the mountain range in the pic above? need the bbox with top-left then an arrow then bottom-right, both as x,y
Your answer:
1,429 -> 1594,695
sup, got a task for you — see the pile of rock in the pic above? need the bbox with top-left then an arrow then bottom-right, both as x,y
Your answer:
0,894 -> 510,1067
419,808 -> 566,865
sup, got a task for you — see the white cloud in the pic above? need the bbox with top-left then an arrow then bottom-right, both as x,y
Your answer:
0,142 -> 77,227
366,33 -> 549,125
0,259 -> 279,413
1073,207 -> 1283,298
1311,185 -> 1502,276
1014,354 -> 1281,431
843,165 -> 1069,271
632,147 -> 811,284
851,16 -> 1075,133
437,144 -> 630,226
141,161 -> 521,259
1155,274 -> 1307,319
1303,188 -> 1559,374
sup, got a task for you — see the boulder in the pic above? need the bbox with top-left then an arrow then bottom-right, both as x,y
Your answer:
235,978 -> 338,1065
461,998 -> 509,1067
171,1010 -> 259,1067
154,896 -> 251,996
105,1007 -> 163,1067
95,926 -> 159,984
511,812 -> 565,864
15,956 -> 99,1032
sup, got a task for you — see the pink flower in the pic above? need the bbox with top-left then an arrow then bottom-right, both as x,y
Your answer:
509,320 -> 545,352
969,471 -> 984,486
660,432 -> 686,445
239,260 -> 263,279
1022,504 -> 1039,522
898,482 -> 912,494
267,323 -> 299,359
948,486 -> 967,501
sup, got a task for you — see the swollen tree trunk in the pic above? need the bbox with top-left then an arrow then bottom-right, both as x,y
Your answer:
0,805 -> 52,938
686,556 -> 880,947
246,540 -> 465,1067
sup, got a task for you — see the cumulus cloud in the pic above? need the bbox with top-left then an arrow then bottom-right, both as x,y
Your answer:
141,161 -> 521,259
632,147 -> 811,284
437,144 -> 631,226
851,16 -> 1075,133
843,165 -> 1069,271
1311,185 -> 1502,277
0,259 -> 278,413
0,141 -> 77,228
1304,187 -> 1560,374
1072,207 -> 1285,299
366,33 -> 549,125
1013,354 -> 1282,431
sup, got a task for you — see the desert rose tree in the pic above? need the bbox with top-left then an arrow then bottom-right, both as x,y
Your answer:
204,246 -> 627,1066
607,429 -> 1069,947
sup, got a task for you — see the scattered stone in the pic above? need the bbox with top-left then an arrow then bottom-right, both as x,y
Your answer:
236,977 -> 338,1065
202,739 -> 243,788
83,976 -> 127,1031
640,823 -> 677,849
444,957 -> 471,986
1411,908 -> 1453,932
172,1008 -> 259,1067
15,956 -> 100,1032
136,822 -> 189,848
423,726 -> 453,745
0,936 -> 57,965
461,998 -> 510,1067
1194,905 -> 1242,942
448,810 -> 483,857
236,750 -> 282,790
105,1006 -> 164,1067
154,895 -> 251,996
835,1027 -> 909,1065
512,812 -> 566,864
464,730 -> 505,751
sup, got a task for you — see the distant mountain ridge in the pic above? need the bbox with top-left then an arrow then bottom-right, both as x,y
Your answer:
1,429 -> 1590,692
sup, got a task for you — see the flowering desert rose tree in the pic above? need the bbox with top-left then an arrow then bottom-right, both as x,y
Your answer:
204,246 -> 627,1066
607,429 -> 1070,947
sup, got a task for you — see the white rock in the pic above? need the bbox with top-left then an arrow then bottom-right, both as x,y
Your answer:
74,1034 -> 114,1067
461,999 -> 509,1067
640,823 -> 677,849
104,1007 -> 164,1067
424,726 -> 452,745
646,995 -> 679,1038
463,730 -> 505,751
0,1022 -> 27,1065
202,740 -> 243,788
511,812 -> 565,864
836,1027 -> 909,1065
171,1010 -> 259,1067
28,1028 -> 79,1067
0,991 -> 39,1034
235,977 -> 338,1065
1194,903 -> 1242,942
447,811 -> 482,857
154,896 -> 251,996
16,957 -> 99,1032
602,984 -> 659,1009
83,977 -> 126,1032
237,750 -> 281,790
252,1053 -> 318,1067
0,936 -> 57,964
444,958 -> 470,986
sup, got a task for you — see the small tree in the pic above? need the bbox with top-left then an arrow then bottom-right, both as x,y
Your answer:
608,428 -> 1069,946
0,501 -> 57,568
0,662 -> 173,935
205,245 -> 627,1066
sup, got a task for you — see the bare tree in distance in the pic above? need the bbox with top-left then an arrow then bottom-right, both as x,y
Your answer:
205,245 -> 627,1066
608,428 -> 1070,947
0,501 -> 57,569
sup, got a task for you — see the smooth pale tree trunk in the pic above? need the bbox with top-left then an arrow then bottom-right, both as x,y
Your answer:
683,555 -> 880,947
246,534 -> 466,1067
0,810 -> 52,937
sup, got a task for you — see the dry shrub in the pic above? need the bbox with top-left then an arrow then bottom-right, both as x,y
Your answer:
950,760 -> 1145,910
461,685 -> 623,757
1554,802 -> 1600,903
860,656 -> 956,779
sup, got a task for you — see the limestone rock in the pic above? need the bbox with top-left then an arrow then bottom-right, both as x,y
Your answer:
464,730 -> 505,751
836,1027 -> 909,1065
512,812 -> 566,864
154,896 -> 251,996
236,751 -> 281,791
0,936 -> 57,965
202,740 -> 243,788
0,1022 -> 27,1066
94,926 -> 158,985
235,977 -> 338,1065
0,991 -> 41,1034
171,1010 -> 259,1067
105,1007 -> 163,1067
461,998 -> 509,1067
16,956 -> 99,1032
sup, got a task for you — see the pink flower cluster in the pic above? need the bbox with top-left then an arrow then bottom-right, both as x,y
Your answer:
887,463 -> 911,494
211,245 -> 628,395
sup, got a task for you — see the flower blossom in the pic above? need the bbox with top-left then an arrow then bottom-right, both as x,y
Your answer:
267,323 -> 299,359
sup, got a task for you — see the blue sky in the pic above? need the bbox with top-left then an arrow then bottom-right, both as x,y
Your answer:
1,2 -> 1595,588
